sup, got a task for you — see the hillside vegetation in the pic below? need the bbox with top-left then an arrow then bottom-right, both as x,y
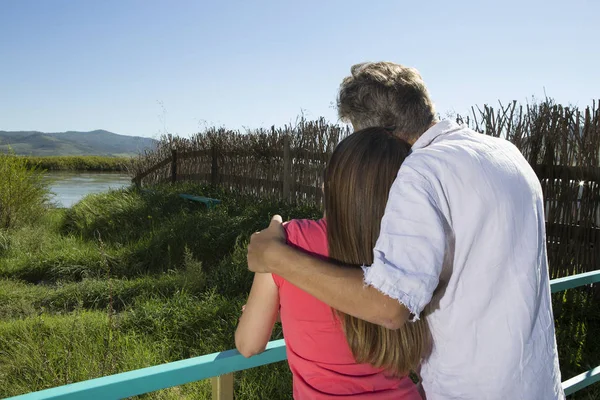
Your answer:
21,155 -> 131,172
0,130 -> 156,157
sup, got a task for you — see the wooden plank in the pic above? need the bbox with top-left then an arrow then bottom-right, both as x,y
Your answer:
211,374 -> 234,400
6,339 -> 286,400
562,365 -> 600,396
211,146 -> 219,185
176,173 -> 212,182
550,270 -> 600,293
283,135 -> 291,201
171,149 -> 178,184
178,194 -> 221,208
546,223 -> 600,243
534,165 -> 600,182
179,149 -> 211,159
133,157 -> 172,182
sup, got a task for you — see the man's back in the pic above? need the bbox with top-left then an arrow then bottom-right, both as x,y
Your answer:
366,120 -> 564,399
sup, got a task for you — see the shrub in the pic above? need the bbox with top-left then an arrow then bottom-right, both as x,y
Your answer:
0,151 -> 51,229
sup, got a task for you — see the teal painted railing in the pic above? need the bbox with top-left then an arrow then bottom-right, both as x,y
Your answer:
6,270 -> 600,400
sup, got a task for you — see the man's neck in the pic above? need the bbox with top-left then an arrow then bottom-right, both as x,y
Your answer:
407,121 -> 439,145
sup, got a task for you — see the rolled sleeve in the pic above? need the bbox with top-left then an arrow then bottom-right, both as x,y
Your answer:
363,168 -> 448,321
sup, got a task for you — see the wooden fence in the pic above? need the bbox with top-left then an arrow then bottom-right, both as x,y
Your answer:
456,100 -> 600,280
129,102 -> 600,394
131,103 -> 600,279
131,118 -> 349,206
133,142 -> 330,203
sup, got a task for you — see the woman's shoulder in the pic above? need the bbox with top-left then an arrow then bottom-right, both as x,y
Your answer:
284,218 -> 328,258
285,218 -> 326,234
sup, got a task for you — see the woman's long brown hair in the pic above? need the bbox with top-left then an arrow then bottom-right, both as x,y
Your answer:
324,127 -> 432,376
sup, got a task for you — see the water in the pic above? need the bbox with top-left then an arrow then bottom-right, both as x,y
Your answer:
45,171 -> 132,208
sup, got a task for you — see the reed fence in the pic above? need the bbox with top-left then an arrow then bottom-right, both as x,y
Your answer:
131,118 -> 349,205
131,101 -> 600,281
130,100 -> 600,390
456,100 -> 600,280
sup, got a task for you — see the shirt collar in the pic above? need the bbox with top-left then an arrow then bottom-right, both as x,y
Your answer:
411,119 -> 462,150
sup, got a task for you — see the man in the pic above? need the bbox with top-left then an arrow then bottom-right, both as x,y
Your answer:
247,62 -> 564,399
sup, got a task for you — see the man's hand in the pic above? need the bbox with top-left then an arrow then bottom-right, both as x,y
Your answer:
247,215 -> 286,273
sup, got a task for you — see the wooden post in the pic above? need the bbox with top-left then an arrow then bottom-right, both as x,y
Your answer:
211,145 -> 219,185
171,149 -> 177,184
211,373 -> 234,400
282,135 -> 291,202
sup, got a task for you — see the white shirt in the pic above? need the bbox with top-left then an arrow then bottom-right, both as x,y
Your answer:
363,120 -> 564,399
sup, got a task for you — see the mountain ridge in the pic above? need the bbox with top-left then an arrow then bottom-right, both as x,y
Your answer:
0,130 -> 157,156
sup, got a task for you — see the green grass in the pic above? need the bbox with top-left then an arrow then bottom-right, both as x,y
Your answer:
0,183 -> 598,399
0,151 -> 51,229
21,156 -> 131,172
0,310 -> 176,398
0,183 -> 315,398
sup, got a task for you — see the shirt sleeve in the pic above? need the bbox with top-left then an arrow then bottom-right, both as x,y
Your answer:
272,273 -> 284,288
362,165 -> 449,321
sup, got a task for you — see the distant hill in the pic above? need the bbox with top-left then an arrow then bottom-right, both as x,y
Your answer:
0,130 -> 157,156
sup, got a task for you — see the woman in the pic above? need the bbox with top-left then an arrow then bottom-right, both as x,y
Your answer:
235,127 -> 432,399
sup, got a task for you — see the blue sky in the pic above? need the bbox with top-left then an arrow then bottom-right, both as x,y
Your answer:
1,0 -> 598,138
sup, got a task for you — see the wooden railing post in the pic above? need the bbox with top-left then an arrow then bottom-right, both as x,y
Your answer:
171,149 -> 177,184
211,373 -> 234,400
282,135 -> 291,202
211,145 -> 219,185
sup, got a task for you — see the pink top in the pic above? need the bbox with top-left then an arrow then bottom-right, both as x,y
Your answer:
273,219 -> 421,400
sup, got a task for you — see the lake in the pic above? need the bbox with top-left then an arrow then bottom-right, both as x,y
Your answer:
46,171 -> 132,208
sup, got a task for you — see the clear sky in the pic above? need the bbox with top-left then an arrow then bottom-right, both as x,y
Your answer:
1,0 -> 598,138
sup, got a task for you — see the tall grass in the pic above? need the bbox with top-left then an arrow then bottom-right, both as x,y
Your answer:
0,151 -> 51,229
0,311 -> 175,398
0,183 -> 598,398
21,156 -> 131,172
0,183 -> 315,398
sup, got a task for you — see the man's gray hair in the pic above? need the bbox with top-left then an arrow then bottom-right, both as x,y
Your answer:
337,62 -> 437,141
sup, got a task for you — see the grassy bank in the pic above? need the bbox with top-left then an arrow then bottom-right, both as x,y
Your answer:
21,155 -> 131,172
0,184 -> 598,398
0,183 -> 320,399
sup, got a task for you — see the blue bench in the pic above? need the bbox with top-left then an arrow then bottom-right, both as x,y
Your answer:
178,194 -> 221,208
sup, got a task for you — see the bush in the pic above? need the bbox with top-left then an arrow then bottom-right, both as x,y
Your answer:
0,151 -> 51,229
61,187 -> 201,245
